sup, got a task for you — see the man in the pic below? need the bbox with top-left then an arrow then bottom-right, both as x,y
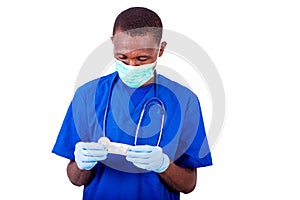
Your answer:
52,7 -> 212,200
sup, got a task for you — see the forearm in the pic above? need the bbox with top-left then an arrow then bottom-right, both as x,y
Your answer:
159,161 -> 197,194
67,160 -> 93,186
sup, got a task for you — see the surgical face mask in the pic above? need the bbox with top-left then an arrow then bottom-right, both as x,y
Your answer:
115,59 -> 157,88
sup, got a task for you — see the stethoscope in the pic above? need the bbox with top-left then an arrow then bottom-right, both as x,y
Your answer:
102,73 -> 166,147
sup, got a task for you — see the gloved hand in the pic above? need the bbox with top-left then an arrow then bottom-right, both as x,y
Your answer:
126,145 -> 170,173
74,142 -> 108,170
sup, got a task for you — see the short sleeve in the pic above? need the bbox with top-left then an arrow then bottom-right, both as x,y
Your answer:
52,87 -> 89,160
52,102 -> 81,160
174,95 -> 213,168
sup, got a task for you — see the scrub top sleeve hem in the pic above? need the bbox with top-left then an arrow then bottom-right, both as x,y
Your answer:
174,153 -> 213,169
52,148 -> 75,161
177,160 -> 213,169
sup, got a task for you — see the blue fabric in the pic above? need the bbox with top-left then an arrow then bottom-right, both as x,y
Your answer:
52,72 -> 212,200
126,83 -> 154,107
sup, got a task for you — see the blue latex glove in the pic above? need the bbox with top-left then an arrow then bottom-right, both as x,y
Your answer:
74,142 -> 108,170
126,145 -> 170,173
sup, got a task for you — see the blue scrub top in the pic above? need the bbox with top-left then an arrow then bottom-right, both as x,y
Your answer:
52,72 -> 212,200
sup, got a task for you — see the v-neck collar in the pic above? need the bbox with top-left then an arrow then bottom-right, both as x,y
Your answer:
114,78 -> 155,115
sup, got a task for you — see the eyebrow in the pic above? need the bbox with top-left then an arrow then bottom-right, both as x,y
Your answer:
114,52 -> 154,58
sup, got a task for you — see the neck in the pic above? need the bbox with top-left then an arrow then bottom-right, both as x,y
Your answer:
141,77 -> 155,87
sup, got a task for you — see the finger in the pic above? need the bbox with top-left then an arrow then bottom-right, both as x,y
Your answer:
78,161 -> 97,170
126,155 -> 150,164
81,142 -> 106,150
77,153 -> 107,163
132,162 -> 148,170
146,161 -> 161,170
76,142 -> 105,151
82,149 -> 108,157
126,151 -> 151,159
81,154 -> 107,162
94,155 -> 107,161
128,145 -> 154,153
127,156 -> 150,170
88,155 -> 107,162
82,160 -> 98,164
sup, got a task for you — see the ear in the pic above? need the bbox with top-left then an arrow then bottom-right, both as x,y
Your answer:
158,41 -> 167,57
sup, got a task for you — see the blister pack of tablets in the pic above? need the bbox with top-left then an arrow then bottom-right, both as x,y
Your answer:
98,137 -> 132,156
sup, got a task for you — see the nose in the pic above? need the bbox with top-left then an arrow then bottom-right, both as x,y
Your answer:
128,59 -> 139,66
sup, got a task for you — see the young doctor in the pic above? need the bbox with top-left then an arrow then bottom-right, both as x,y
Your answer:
52,7 -> 212,200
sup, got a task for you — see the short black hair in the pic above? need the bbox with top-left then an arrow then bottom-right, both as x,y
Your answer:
112,7 -> 163,44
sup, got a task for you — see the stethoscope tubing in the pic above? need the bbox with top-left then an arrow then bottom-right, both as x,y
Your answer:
102,73 -> 165,147
134,97 -> 166,146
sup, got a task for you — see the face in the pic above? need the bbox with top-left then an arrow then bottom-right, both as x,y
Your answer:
112,30 -> 167,66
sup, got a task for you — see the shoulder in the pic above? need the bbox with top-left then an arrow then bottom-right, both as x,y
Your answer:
157,74 -> 198,102
75,72 -> 117,95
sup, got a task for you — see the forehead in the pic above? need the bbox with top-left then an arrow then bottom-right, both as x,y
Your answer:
112,32 -> 159,54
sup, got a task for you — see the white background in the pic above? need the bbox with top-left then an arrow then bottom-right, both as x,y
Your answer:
1,0 -> 299,199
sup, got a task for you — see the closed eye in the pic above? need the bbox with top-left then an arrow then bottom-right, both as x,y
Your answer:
137,56 -> 150,61
117,54 -> 127,60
